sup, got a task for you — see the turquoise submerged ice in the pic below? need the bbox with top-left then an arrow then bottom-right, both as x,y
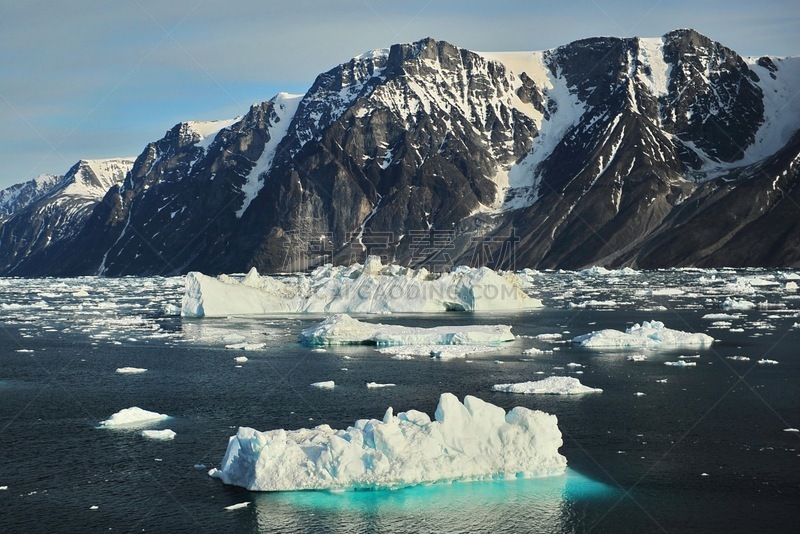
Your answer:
209,393 -> 567,491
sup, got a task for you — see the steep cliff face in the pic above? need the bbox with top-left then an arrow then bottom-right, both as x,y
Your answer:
1,29 -> 798,276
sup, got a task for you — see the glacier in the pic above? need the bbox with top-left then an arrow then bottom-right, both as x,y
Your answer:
572,320 -> 714,349
181,256 -> 541,317
298,314 -> 514,346
209,393 -> 566,491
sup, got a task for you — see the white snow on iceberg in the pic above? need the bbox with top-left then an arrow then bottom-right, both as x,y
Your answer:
572,321 -> 714,349
299,314 -> 515,346
209,393 -> 566,491
99,407 -> 170,428
182,256 -> 542,317
492,376 -> 602,395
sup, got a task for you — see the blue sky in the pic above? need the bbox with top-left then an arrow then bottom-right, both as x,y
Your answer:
1,0 -> 797,189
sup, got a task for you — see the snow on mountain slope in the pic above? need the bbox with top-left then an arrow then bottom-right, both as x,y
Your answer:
237,93 -> 302,217
188,118 -> 239,150
742,56 -> 800,163
480,50 -> 588,211
0,173 -> 61,220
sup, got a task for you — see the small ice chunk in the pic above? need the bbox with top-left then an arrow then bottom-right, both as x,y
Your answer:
523,346 -> 553,355
116,367 -> 147,374
492,376 -> 602,395
627,354 -> 647,361
665,361 -> 696,367
100,407 -> 170,428
727,356 -> 750,361
224,502 -> 251,511
0,486 -> 7,490
634,392 -> 646,396
225,342 -> 265,350
310,381 -> 335,389
366,382 -> 396,388
758,359 -> 779,365
722,298 -> 756,311
234,356 -> 248,363
141,429 -> 176,440
783,428 -> 799,433
89,505 -> 99,510
15,349 -> 34,353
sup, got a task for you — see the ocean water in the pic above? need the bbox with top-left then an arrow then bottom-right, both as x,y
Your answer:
0,269 -> 799,532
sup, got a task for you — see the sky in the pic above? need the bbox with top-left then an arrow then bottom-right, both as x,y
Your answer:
1,0 -> 798,189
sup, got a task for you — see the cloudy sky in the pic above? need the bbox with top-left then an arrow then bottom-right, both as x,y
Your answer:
1,0 -> 797,189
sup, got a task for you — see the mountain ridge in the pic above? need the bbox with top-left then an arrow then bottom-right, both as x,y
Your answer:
1,29 -> 798,276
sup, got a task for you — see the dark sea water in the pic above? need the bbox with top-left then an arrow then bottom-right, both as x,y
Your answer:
1,270 -> 799,532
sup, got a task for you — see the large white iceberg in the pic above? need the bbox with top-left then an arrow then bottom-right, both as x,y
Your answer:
492,376 -> 603,395
209,393 -> 566,491
298,314 -> 514,346
572,320 -> 714,349
182,256 -> 542,317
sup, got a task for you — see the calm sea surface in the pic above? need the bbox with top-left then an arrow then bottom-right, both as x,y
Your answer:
1,269 -> 798,532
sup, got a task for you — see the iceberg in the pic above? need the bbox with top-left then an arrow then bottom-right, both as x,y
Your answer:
299,314 -> 515,346
115,367 -> 147,374
572,321 -> 714,349
141,429 -> 176,440
209,393 -> 566,491
99,407 -> 170,428
182,256 -> 542,317
376,344 -> 504,359
492,376 -> 602,395
310,381 -> 336,389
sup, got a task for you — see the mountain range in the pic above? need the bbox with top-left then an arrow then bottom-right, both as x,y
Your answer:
1,28 -> 798,276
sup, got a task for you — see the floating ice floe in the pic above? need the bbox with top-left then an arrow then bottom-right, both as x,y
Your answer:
492,376 -> 602,395
366,382 -> 396,388
141,429 -> 176,440
116,367 -> 147,374
375,345 -> 504,359
523,347 -> 553,355
182,256 -> 542,317
572,321 -> 714,349
665,360 -> 696,367
209,393 -> 566,491
784,428 -> 799,433
233,356 -> 248,363
225,342 -> 265,351
224,502 -> 250,511
758,359 -> 779,365
100,407 -> 170,428
722,298 -> 757,311
310,381 -> 335,389
727,356 -> 750,361
627,354 -> 647,361
299,314 -> 514,346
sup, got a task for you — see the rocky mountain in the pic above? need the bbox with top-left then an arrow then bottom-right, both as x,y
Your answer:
0,173 -> 61,223
0,159 -> 133,274
1,29 -> 798,276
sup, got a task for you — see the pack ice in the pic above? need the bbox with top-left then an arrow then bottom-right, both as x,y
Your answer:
182,256 -> 541,317
572,321 -> 714,349
209,393 -> 566,491
299,314 -> 514,346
